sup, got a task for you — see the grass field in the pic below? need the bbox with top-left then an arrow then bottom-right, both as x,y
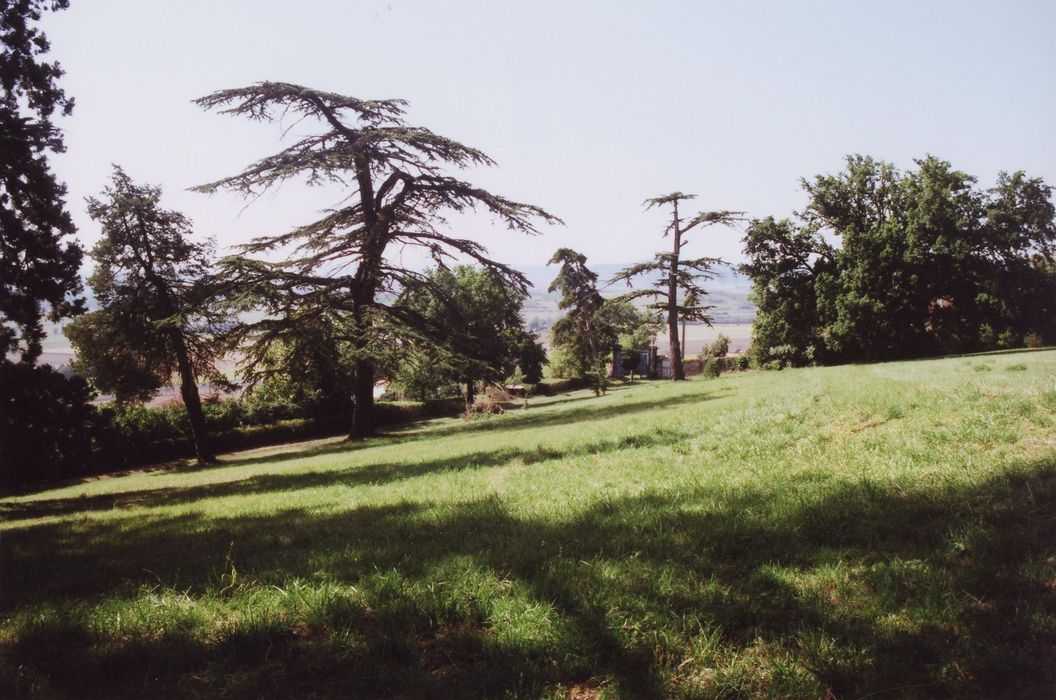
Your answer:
2,351 -> 1055,698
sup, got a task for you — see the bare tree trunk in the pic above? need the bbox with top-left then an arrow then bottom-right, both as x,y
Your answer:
669,201 -> 685,380
348,155 -> 380,441
465,379 -> 475,407
173,334 -> 214,465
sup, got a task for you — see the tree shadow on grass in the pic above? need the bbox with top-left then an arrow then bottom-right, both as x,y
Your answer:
3,454 -> 1055,697
406,387 -> 729,440
0,428 -> 691,522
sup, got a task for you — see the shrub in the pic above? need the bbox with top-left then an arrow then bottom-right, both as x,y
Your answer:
2,393 -> 466,493
701,357 -> 723,379
0,364 -> 97,490
462,402 -> 504,420
997,328 -> 1020,349
1024,332 -> 1044,349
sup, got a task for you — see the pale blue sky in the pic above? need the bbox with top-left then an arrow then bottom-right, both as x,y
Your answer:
43,0 -> 1056,271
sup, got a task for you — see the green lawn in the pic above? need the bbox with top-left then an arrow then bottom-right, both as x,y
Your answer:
3,351 -> 1055,698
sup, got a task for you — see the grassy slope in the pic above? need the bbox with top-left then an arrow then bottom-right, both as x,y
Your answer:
2,351 -> 1055,698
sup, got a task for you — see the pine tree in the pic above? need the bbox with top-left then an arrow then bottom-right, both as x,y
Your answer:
611,193 -> 741,380
66,167 -> 225,464
193,82 -> 559,438
548,248 -> 613,395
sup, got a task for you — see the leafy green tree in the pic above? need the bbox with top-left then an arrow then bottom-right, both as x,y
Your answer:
604,299 -> 662,352
65,167 -> 225,464
548,248 -> 614,394
611,193 -> 741,380
390,346 -> 460,402
704,333 -> 729,358
241,312 -> 357,417
395,265 -> 543,405
0,0 -> 83,362
743,155 -> 1056,365
741,216 -> 835,366
194,82 -> 559,439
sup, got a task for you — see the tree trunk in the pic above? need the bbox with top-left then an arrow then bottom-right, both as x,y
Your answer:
172,334 -> 214,465
348,154 -> 381,441
669,202 -> 685,380
465,380 -> 475,407
583,314 -> 603,396
350,359 -> 375,440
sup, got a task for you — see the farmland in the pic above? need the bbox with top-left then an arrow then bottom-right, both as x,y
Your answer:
2,350 -> 1055,697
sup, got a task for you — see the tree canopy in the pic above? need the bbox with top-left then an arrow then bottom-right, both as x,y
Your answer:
548,248 -> 614,394
0,0 -> 82,362
395,265 -> 544,404
0,0 -> 87,488
65,166 -> 225,464
742,155 -> 1056,366
195,82 -> 560,437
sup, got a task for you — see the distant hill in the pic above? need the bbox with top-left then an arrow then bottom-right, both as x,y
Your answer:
518,263 -> 756,329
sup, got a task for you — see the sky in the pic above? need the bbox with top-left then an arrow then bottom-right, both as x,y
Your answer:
41,0 -> 1056,272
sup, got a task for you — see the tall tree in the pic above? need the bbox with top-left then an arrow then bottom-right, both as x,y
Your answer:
548,248 -> 613,395
395,265 -> 544,406
0,0 -> 82,362
194,82 -> 559,439
611,193 -> 741,380
65,167 -> 225,464
740,216 -> 836,366
1,0 -> 87,488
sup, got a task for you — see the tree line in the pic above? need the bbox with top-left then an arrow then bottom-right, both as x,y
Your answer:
3,1 -> 1054,488
742,155 -> 1055,367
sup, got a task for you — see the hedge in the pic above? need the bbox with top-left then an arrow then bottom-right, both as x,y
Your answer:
4,396 -> 465,492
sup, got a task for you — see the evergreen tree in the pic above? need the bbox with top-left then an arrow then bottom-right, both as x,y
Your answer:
65,167 -> 225,464
548,248 -> 613,395
611,193 -> 741,380
1,0 -> 86,487
194,82 -> 559,438
0,0 -> 82,361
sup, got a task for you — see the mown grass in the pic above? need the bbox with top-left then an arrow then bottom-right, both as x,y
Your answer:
2,350 -> 1055,698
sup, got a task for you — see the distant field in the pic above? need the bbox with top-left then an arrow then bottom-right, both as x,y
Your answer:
654,322 -> 754,356
2,350 -> 1055,697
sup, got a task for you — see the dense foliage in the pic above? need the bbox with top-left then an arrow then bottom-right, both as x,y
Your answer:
0,389 -> 463,491
0,0 -> 82,362
743,155 -> 1056,366
240,312 -> 358,417
0,0 -> 86,487
64,167 -> 226,464
394,265 -> 545,404
547,248 -> 613,394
